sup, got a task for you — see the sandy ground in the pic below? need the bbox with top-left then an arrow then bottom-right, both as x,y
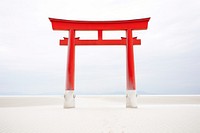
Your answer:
0,95 -> 200,133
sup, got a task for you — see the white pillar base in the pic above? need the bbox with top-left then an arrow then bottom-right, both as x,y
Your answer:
126,90 -> 137,108
64,90 -> 75,108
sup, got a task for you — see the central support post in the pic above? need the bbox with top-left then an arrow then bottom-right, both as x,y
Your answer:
126,29 -> 137,108
64,29 -> 75,108
98,30 -> 103,40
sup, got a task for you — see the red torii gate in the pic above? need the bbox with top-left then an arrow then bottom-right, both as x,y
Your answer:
49,17 -> 150,108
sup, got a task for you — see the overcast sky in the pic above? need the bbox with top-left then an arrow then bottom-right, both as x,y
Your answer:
0,0 -> 200,95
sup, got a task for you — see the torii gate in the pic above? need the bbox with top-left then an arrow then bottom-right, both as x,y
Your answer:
49,17 -> 150,108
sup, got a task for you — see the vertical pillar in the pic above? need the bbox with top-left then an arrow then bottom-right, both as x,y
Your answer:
126,29 -> 137,108
64,29 -> 75,108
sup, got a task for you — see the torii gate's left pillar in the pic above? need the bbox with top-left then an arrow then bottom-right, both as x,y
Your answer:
64,30 -> 76,108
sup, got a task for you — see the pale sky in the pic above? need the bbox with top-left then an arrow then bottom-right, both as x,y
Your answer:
0,0 -> 200,95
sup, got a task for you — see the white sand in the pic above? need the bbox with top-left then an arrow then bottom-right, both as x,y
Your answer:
0,95 -> 200,133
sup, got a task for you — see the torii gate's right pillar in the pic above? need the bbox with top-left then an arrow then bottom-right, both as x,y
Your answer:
126,29 -> 137,108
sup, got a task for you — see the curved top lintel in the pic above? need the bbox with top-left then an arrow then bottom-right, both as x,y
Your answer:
49,17 -> 150,24
49,17 -> 150,30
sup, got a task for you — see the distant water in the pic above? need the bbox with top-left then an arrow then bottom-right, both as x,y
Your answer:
1,90 -> 200,96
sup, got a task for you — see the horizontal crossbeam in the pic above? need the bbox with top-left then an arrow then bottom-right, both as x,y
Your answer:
60,37 -> 141,46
